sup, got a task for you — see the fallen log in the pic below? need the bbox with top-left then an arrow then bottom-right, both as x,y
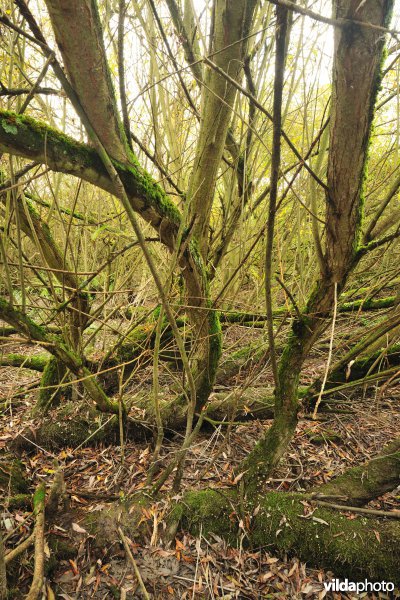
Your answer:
0,353 -> 49,371
11,389 -> 276,451
172,489 -> 400,585
313,341 -> 400,390
166,437 -> 400,585
312,436 -> 400,506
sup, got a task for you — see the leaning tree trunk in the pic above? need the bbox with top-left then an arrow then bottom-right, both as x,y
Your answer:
0,171 -> 90,409
182,0 -> 257,409
242,0 -> 394,495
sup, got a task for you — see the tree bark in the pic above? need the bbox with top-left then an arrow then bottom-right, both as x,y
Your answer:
241,0 -> 394,494
187,0 -> 257,257
173,489 -> 400,585
314,436 -> 400,506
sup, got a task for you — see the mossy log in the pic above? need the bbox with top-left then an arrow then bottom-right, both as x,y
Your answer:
12,388 -> 276,451
339,295 -> 397,312
11,402 -> 121,452
314,436 -> 400,506
139,388 -> 275,431
83,440 -> 400,584
173,489 -> 400,584
215,341 -> 268,385
305,341 -> 400,408
338,341 -> 400,385
304,428 -> 343,444
216,295 -> 397,327
330,341 -> 400,384
168,438 -> 400,584
0,353 -> 49,371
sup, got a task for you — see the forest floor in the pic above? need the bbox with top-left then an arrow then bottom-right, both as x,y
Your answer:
1,319 -> 400,599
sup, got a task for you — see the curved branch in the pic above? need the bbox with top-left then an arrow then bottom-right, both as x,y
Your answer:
0,110 -> 181,248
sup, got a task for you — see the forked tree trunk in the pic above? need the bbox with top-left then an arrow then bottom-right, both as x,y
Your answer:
42,0 -> 226,413
242,0 -> 394,494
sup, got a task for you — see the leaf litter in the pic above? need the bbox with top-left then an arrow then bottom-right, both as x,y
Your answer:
1,326 -> 400,599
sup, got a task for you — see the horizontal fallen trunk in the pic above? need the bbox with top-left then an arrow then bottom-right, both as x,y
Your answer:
10,402 -> 121,452
12,389 -> 276,450
314,436 -> 400,506
84,439 -> 400,584
339,295 -> 398,312
173,489 -> 400,584
167,437 -> 400,584
321,342 -> 400,388
0,353 -> 49,371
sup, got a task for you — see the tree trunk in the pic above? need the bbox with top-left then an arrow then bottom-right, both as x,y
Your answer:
83,438 -> 400,584
13,388 -> 276,451
313,436 -> 400,506
174,489 -> 400,585
242,0 -> 394,494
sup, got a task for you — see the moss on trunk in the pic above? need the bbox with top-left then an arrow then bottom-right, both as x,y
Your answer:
12,387 -> 275,451
315,436 -> 400,506
36,356 -> 69,412
0,353 -> 49,371
165,437 -> 400,583
0,454 -> 29,495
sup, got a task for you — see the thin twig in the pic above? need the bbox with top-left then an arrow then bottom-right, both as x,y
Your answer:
266,0 -> 400,37
117,527 -> 150,600
314,500 -> 400,519
25,483 -> 45,600
313,282 -> 338,419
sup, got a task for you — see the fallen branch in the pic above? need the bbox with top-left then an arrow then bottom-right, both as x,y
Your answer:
4,533 -> 34,565
313,500 -> 400,519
